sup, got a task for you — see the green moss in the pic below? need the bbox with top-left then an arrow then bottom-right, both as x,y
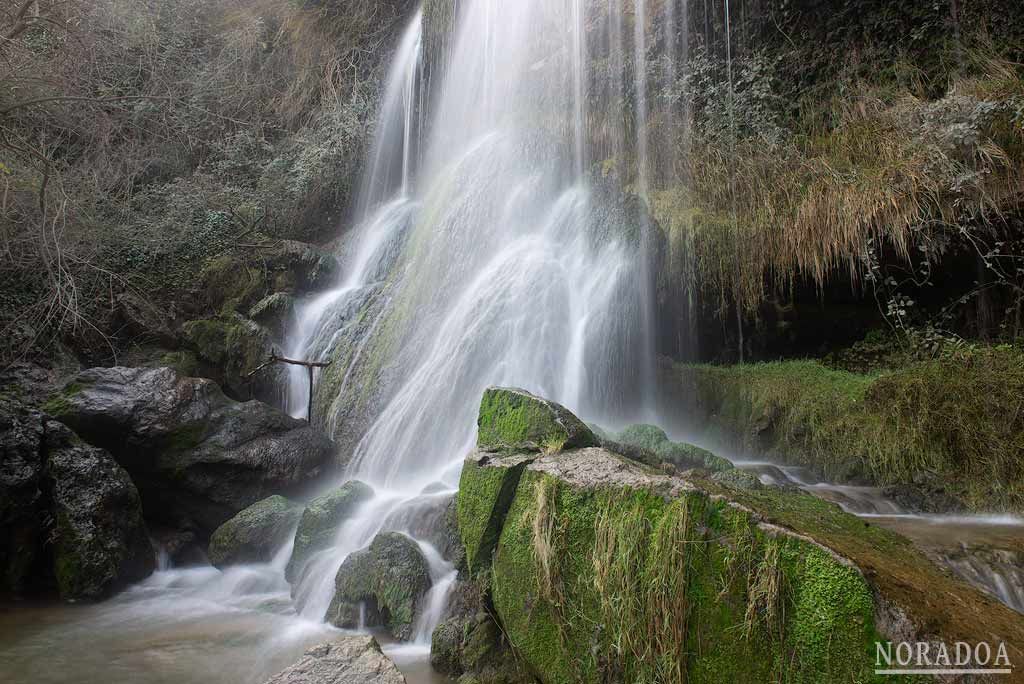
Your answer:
286,480 -> 374,582
159,351 -> 200,377
478,389 -> 562,450
41,382 -> 87,417
672,348 -> 1024,511
485,462 -> 900,684
457,456 -> 533,574
615,423 -> 732,472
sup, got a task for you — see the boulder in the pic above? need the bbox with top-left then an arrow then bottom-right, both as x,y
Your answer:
1,400 -> 154,599
44,366 -> 341,538
613,423 -> 733,472
262,635 -> 405,684
381,493 -> 463,567
326,531 -> 431,640
477,387 -> 598,452
45,422 -> 155,600
0,399 -> 47,595
286,480 -> 374,583
208,495 -> 303,568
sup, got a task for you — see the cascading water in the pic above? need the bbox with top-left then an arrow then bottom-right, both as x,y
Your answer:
282,0 -> 658,657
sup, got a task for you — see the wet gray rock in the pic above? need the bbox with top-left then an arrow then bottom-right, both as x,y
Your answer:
431,580 -> 531,683
0,399 -> 47,595
208,495 -> 303,568
381,493 -> 464,568
262,634 -> 405,684
286,480 -> 374,583
45,422 -> 155,600
45,366 -> 341,538
326,531 -> 431,640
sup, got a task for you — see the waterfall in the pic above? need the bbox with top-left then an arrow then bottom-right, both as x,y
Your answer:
282,0 -> 659,644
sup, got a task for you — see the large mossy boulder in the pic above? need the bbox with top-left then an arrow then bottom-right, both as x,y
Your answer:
455,392 -> 1024,684
44,366 -> 341,539
326,531 -> 431,640
1,399 -> 154,600
286,480 -> 374,583
208,495 -> 303,568
262,634 -> 405,684
45,422 -> 155,600
477,387 -> 598,452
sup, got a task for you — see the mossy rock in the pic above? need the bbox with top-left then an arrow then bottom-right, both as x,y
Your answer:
477,387 -> 597,452
181,314 -> 279,401
614,423 -> 731,473
615,423 -> 669,450
457,453 -> 534,574
285,480 -> 374,583
326,531 -> 431,640
248,292 -> 296,339
457,390 -> 1024,684
655,441 -> 733,473
208,495 -> 303,568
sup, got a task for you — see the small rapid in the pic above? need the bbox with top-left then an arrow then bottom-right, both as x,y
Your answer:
726,455 -> 1024,614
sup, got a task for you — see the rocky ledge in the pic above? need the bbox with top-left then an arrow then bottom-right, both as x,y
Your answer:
450,387 -> 1024,684
43,366 -> 342,539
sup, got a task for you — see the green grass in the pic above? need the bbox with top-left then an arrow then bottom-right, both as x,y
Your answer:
672,347 -> 1024,511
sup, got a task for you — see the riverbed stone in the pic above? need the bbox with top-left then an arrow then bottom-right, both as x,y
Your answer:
476,387 -> 598,452
285,480 -> 374,583
326,531 -> 431,640
43,366 -> 341,539
262,634 -> 405,684
208,495 -> 303,568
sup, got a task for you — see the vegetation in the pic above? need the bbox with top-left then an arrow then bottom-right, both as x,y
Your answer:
668,344 -> 1024,511
0,0 -> 410,365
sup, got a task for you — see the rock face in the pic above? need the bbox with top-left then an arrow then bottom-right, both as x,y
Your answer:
326,531 -> 431,640
262,635 -> 405,684
477,388 -> 598,452
45,422 -> 155,599
208,495 -> 303,568
44,366 -> 340,538
0,399 -> 48,595
286,480 -> 374,583
431,580 -> 531,684
456,391 -> 1024,684
1,399 -> 154,600
181,314 -> 281,404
